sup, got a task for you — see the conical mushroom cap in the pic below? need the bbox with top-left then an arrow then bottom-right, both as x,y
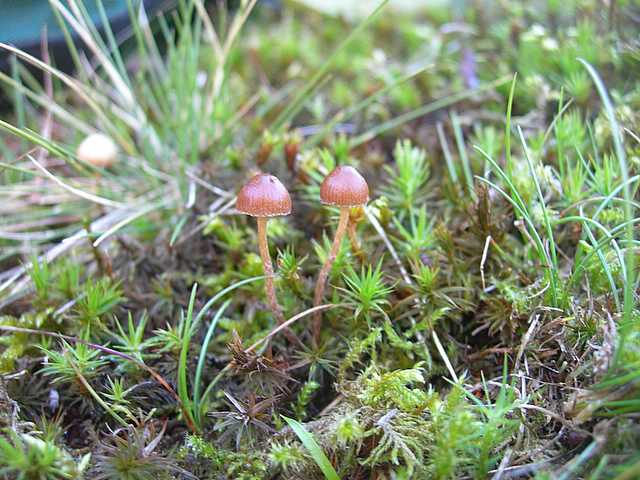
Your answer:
320,166 -> 369,207
236,173 -> 292,217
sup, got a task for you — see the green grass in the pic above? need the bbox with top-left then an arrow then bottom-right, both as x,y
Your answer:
283,416 -> 340,480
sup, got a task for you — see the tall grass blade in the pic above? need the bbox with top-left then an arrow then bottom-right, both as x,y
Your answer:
178,283 -> 199,430
518,126 -> 560,306
579,59 -> 635,329
193,299 -> 231,426
283,415 -> 340,480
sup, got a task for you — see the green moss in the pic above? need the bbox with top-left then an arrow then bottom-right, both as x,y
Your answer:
1,0 -> 639,478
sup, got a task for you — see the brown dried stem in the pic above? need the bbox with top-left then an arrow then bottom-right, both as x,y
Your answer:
257,217 -> 300,346
312,207 -> 350,343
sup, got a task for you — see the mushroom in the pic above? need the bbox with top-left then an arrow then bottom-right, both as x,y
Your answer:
312,166 -> 369,341
237,173 -> 299,344
347,206 -> 366,263
76,133 -> 118,168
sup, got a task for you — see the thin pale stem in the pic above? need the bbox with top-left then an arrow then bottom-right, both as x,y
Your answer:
313,207 -> 349,343
257,217 -> 300,345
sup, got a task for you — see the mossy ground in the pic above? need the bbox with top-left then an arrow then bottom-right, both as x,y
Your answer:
1,1 -> 640,479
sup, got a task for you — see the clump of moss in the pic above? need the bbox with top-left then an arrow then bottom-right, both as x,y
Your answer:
0,0 -> 639,478
180,434 -> 268,480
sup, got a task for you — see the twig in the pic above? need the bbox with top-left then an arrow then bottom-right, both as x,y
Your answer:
515,314 -> 539,370
28,155 -> 124,208
488,461 -> 551,479
519,404 -> 590,433
480,235 -> 492,290
364,206 -> 412,285
247,304 -> 337,353
492,448 -> 512,480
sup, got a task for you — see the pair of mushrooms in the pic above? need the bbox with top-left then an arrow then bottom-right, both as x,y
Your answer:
236,166 -> 369,344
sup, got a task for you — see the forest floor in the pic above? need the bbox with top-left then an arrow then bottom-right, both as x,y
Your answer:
1,1 -> 639,479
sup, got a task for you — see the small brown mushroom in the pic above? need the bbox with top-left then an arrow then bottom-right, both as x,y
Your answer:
237,173 -> 299,344
312,166 -> 369,342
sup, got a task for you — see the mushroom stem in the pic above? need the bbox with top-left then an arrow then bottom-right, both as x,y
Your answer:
257,217 -> 300,345
347,218 -> 365,263
312,207 -> 350,343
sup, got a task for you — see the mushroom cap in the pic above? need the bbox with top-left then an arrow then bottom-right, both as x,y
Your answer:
320,166 -> 369,207
76,133 -> 118,168
236,173 -> 292,217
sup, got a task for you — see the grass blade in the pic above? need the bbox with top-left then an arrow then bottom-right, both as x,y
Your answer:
518,126 -> 560,306
436,121 -> 458,184
504,73 -> 517,179
192,275 -> 265,330
283,415 -> 340,480
579,59 -> 635,329
178,283 -> 199,431
193,299 -> 231,426
451,110 -> 476,199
